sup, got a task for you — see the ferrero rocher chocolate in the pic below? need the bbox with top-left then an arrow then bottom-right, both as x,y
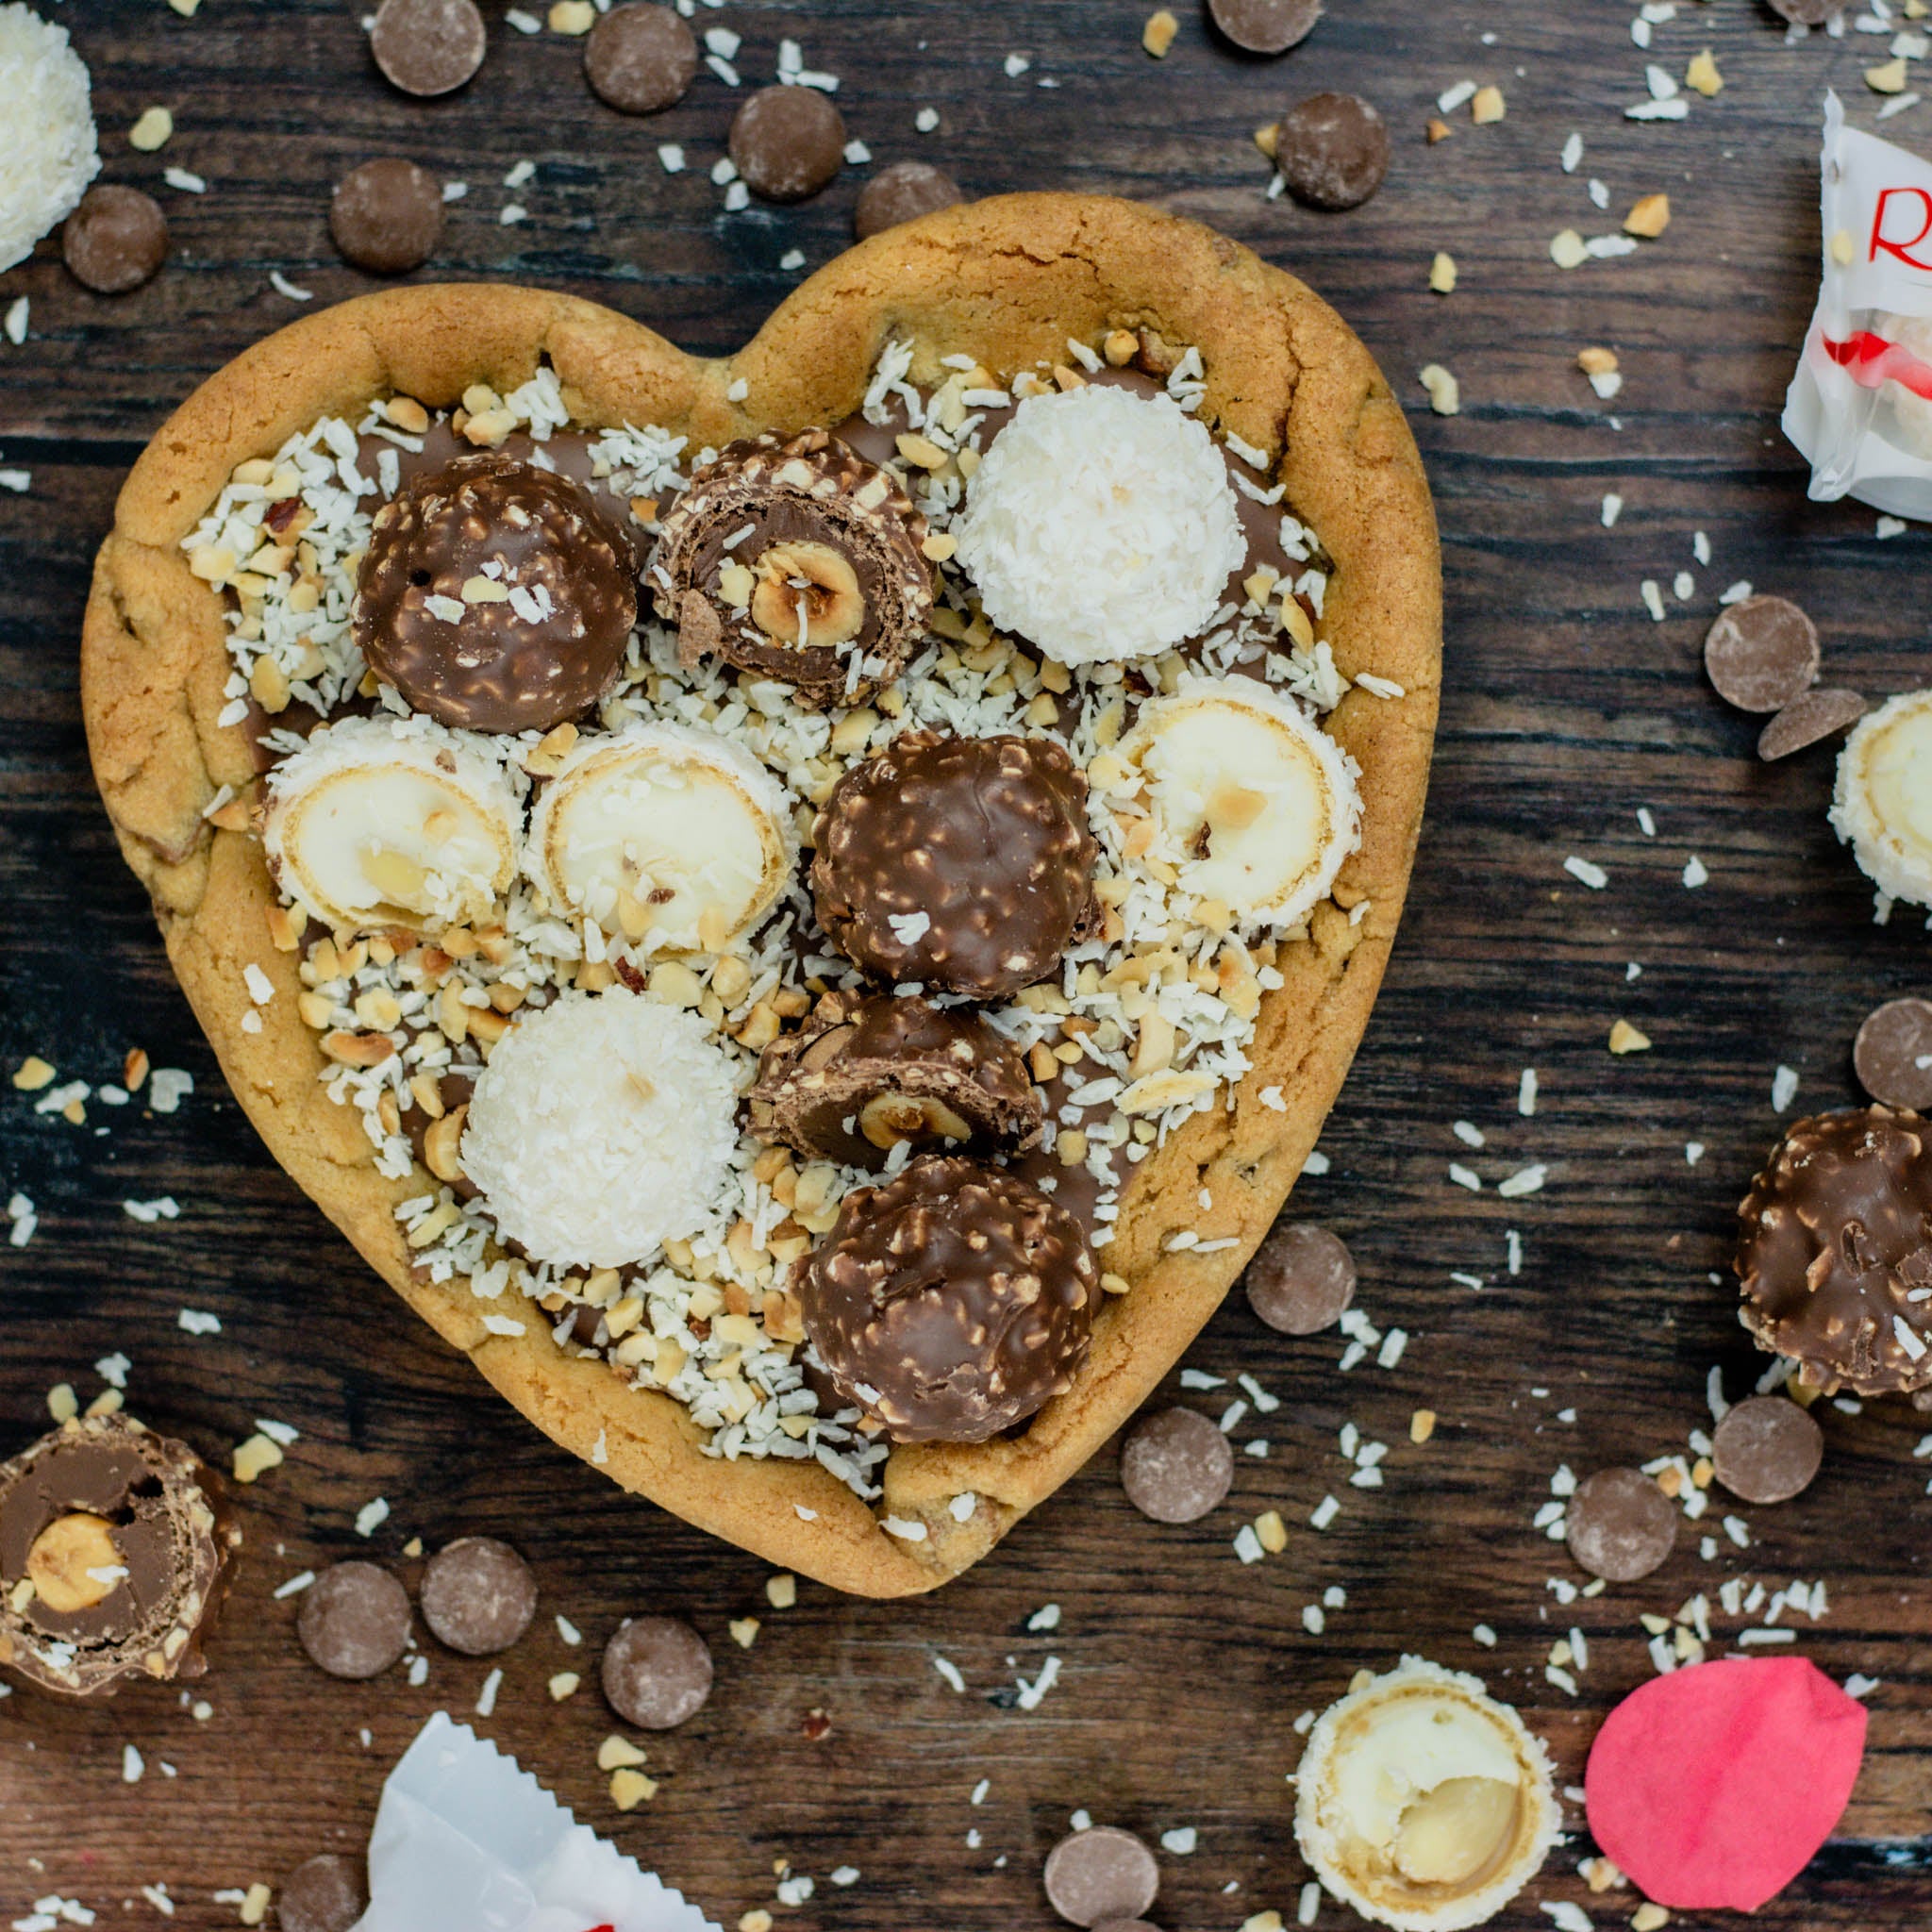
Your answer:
810,729 -> 1099,998
749,989 -> 1043,1169
1737,1105 -> 1932,1395
645,428 -> 931,706
795,1153 -> 1098,1443
356,450 -> 636,733
0,1413 -> 240,1699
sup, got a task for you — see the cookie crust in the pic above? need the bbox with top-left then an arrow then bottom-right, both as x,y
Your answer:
79,193 -> 1441,1596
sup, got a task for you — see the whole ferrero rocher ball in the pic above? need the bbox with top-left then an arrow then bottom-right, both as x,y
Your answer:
795,1153 -> 1099,1444
355,450 -> 636,734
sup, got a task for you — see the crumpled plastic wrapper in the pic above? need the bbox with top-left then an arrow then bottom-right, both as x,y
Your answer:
352,1713 -> 722,1932
1784,91 -> 1932,519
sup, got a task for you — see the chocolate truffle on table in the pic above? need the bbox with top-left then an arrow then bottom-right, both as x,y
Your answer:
1738,1106 -> 1932,1394
811,731 -> 1100,999
369,0 -> 487,96
795,1153 -> 1099,1443
61,185 -> 167,294
0,1413 -> 238,1698
584,2 -> 696,113
728,84 -> 846,202
749,988 -> 1043,1170
1274,92 -> 1391,211
646,428 -> 931,706
1831,688 -> 1932,910
854,159 -> 965,240
356,450 -> 635,733
329,158 -> 443,275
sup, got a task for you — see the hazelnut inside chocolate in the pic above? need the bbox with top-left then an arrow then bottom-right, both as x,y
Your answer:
750,989 -> 1043,1169
646,428 -> 931,706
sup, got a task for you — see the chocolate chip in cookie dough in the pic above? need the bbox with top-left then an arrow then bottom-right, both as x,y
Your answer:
584,3 -> 697,113
1703,595 -> 1820,713
1856,998 -> 1932,1111
854,160 -> 965,239
811,731 -> 1100,1000
420,1536 -> 536,1656
1565,1468 -> 1676,1583
1757,687 -> 1868,760
1208,0 -> 1323,55
61,186 -> 168,294
1119,1407 -> 1234,1524
329,158 -> 444,275
357,451 -> 636,733
1243,1222 -> 1357,1334
646,428 -> 932,706
602,1614 -> 713,1729
370,0 -> 487,96
276,1855 -> 367,1932
1042,1826 -> 1160,1928
729,85 -> 847,202
1710,1396 -> 1824,1506
796,1153 -> 1099,1444
749,989 -> 1043,1171
297,1561 -> 411,1680
1274,92 -> 1391,211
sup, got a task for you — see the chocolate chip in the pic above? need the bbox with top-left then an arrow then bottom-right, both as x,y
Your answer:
1043,1827 -> 1160,1928
419,1536 -> 536,1656
601,1614 -> 712,1729
1757,687 -> 1868,760
1703,595 -> 1820,713
1565,1468 -> 1676,1583
1208,0 -> 1323,54
1243,1222 -> 1357,1334
854,160 -> 965,240
329,159 -> 444,275
1710,1396 -> 1824,1506
1856,998 -> 1932,1111
1767,0 -> 1844,21
1120,1407 -> 1234,1524
369,0 -> 486,96
1274,92 -> 1390,211
584,3 -> 697,114
729,85 -> 847,203
276,1855 -> 367,1932
61,186 -> 168,294
297,1562 -> 411,1680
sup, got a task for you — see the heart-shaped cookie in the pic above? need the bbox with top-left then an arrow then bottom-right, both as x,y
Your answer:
80,194 -> 1439,1595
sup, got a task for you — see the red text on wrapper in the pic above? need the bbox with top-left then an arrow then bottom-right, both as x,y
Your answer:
1870,186 -> 1932,270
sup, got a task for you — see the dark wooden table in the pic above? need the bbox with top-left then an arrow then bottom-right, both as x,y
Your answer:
5,1 -> 1932,1925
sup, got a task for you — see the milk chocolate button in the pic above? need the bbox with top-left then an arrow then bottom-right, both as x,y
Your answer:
1856,997 -> 1932,1110
1209,0 -> 1323,54
854,160 -> 964,239
1275,92 -> 1391,211
330,158 -> 443,275
1758,687 -> 1868,760
1711,1397 -> 1824,1506
585,3 -> 697,114
277,1855 -> 367,1932
1566,1468 -> 1676,1583
729,86 -> 847,203
1120,1407 -> 1234,1524
297,1561 -> 411,1680
1703,595 -> 1819,713
602,1614 -> 712,1729
1043,1827 -> 1160,1928
1769,0 -> 1845,21
370,0 -> 486,96
61,186 -> 168,294
1244,1222 -> 1357,1334
420,1536 -> 536,1656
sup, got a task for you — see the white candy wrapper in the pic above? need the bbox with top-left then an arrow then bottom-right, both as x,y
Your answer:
351,1713 -> 722,1932
1785,91 -> 1932,519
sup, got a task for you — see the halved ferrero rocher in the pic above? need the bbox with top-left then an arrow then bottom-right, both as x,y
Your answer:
645,427 -> 933,707
1109,675 -> 1362,927
1294,1657 -> 1559,1932
524,720 -> 796,952
749,988 -> 1043,1169
262,715 -> 522,935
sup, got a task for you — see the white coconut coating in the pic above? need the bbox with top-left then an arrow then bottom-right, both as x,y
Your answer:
0,3 -> 99,273
460,988 -> 741,1269
1831,687 -> 1932,908
952,384 -> 1247,666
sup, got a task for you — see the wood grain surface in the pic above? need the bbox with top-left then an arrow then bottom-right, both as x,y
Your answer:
4,1 -> 1931,1927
